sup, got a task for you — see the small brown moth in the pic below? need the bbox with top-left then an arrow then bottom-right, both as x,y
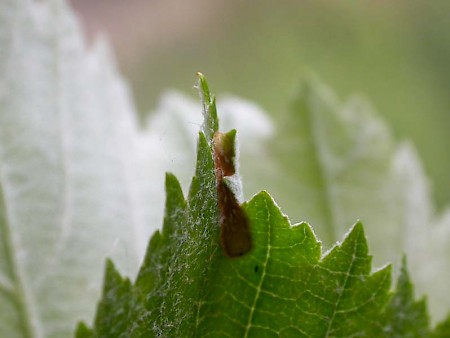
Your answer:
213,131 -> 252,258
212,131 -> 236,177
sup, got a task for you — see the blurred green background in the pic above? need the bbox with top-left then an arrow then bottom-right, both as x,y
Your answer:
71,0 -> 450,209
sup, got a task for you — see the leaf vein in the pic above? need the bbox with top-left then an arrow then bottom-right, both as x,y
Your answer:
243,196 -> 272,337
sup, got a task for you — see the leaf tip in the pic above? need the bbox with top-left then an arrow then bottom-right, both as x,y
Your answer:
165,172 -> 184,199
346,220 -> 367,245
195,72 -> 218,141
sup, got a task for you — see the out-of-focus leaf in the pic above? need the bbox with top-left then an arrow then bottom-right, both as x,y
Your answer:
262,80 -> 450,323
0,0 -> 150,336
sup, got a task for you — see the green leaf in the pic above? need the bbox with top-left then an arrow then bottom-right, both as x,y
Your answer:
197,205 -> 391,337
135,74 -> 450,324
143,76 -> 450,325
91,260 -> 133,337
78,129 -> 219,337
79,75 -> 450,338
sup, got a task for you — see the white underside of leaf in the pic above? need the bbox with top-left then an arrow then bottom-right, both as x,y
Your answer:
0,0 -> 147,336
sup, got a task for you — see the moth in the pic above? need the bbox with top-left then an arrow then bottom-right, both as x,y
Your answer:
213,131 -> 252,258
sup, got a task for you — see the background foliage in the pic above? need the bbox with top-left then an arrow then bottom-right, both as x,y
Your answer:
71,0 -> 450,209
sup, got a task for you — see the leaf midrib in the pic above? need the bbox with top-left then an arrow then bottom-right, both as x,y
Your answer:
323,241 -> 358,337
306,89 -> 338,244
